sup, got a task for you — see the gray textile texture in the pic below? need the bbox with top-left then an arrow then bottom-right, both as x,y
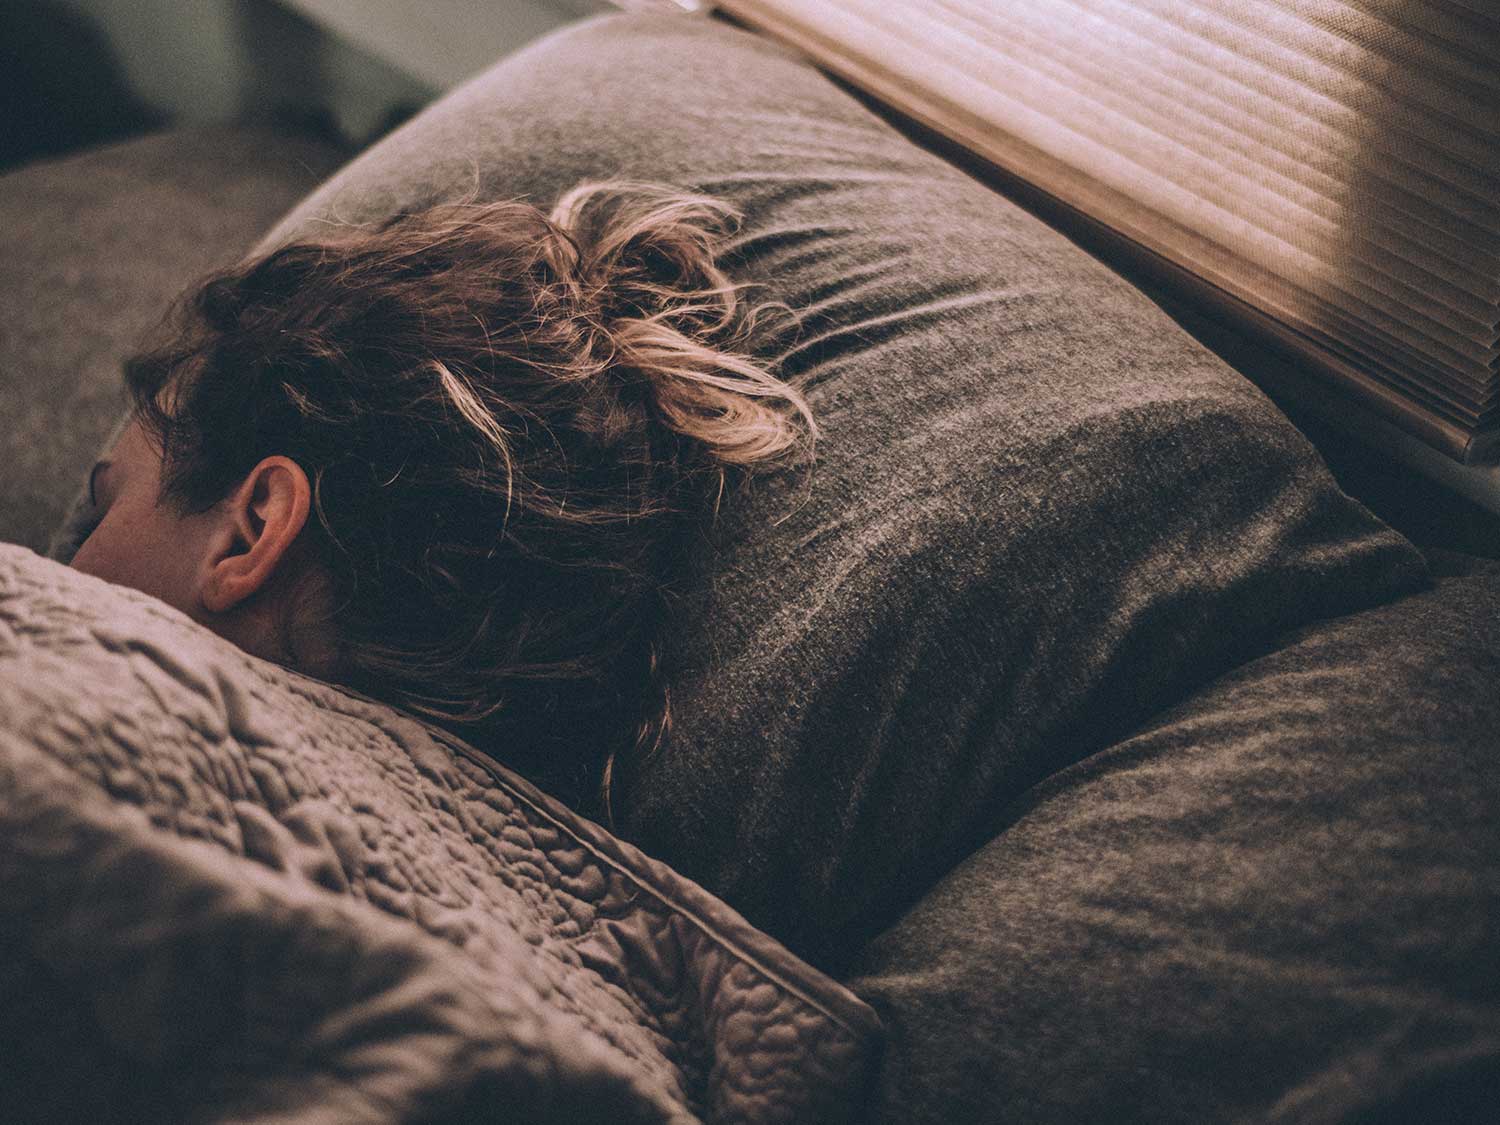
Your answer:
848,556 -> 1500,1124
0,125 -> 346,555
188,11 -> 1426,969
0,543 -> 881,1124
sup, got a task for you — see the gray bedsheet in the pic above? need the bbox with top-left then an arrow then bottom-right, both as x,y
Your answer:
0,125 -> 346,555
0,544 -> 880,1123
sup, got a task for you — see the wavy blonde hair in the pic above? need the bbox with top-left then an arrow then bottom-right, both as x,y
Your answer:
125,181 -> 816,820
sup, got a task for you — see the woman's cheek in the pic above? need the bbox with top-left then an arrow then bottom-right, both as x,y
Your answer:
70,503 -> 189,612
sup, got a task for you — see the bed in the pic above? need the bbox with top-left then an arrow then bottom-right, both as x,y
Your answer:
2,8 -> 1497,1122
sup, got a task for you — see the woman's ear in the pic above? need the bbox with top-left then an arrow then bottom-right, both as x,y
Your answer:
200,456 -> 313,614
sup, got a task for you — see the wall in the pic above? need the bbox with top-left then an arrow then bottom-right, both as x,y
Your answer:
23,0 -> 605,147
280,0 -> 607,91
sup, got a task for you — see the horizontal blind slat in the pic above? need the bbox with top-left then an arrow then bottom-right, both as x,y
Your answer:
941,0 -> 1500,306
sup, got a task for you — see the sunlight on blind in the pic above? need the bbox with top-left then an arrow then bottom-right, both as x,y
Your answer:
718,0 -> 1500,462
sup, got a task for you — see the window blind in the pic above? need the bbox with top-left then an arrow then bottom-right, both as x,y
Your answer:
715,0 -> 1500,463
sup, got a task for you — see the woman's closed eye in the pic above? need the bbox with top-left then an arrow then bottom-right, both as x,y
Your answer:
88,459 -> 113,512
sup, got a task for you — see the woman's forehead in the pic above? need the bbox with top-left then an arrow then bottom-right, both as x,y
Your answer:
113,416 -> 149,453
104,417 -> 163,477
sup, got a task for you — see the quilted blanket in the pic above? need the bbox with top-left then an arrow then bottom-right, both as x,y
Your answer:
0,543 -> 880,1124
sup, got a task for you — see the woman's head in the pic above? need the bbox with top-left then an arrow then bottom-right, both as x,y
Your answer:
72,181 -> 816,811
70,416 -> 329,672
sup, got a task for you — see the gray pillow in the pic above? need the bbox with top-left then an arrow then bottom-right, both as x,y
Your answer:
847,559 -> 1500,1123
62,12 -> 1430,969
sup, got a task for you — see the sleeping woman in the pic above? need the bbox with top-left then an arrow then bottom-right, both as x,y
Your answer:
69,181 -> 817,821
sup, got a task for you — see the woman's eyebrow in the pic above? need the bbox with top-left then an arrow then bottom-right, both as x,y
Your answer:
88,459 -> 112,507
